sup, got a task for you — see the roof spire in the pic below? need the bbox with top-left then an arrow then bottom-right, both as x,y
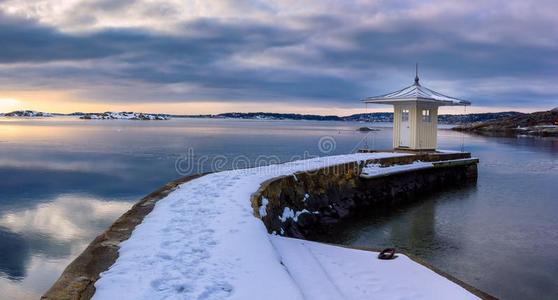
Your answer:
414,63 -> 420,86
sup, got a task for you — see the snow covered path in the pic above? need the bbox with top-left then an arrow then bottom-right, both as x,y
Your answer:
271,236 -> 479,300
93,153 -> 478,300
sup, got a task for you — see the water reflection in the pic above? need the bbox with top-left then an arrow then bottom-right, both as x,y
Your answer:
0,195 -> 131,242
1,117 -> 557,300
0,230 -> 28,279
334,188 -> 467,260
0,195 -> 131,299
388,199 -> 439,257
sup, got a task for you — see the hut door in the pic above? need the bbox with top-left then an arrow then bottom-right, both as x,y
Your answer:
400,107 -> 410,147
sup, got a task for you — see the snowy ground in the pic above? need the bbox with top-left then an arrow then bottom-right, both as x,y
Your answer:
271,236 -> 478,300
93,153 -> 478,300
361,161 -> 433,178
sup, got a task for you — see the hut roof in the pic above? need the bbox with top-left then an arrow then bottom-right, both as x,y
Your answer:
362,71 -> 470,106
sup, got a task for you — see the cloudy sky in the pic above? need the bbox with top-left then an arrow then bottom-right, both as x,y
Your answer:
0,0 -> 556,115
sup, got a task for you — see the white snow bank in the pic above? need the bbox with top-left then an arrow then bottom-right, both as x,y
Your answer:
279,207 -> 310,222
271,236 -> 479,300
436,149 -> 462,153
93,152 -> 476,300
361,160 -> 433,178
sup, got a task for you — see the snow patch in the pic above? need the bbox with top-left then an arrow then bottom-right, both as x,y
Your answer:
271,236 -> 479,300
279,207 -> 311,222
258,197 -> 269,217
436,149 -> 462,153
361,161 -> 433,177
303,193 -> 310,203
279,207 -> 295,222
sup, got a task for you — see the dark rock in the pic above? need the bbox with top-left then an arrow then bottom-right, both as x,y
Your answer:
357,127 -> 379,132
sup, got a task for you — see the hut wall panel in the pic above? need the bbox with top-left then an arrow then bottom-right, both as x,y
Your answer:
416,103 -> 438,149
410,102 -> 418,149
393,106 -> 401,149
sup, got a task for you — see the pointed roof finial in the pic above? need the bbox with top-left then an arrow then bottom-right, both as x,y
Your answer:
414,63 -> 420,86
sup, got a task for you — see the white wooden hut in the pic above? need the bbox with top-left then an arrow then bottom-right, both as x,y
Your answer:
363,68 -> 470,151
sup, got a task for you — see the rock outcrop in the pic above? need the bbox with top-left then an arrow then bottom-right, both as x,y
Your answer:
2,110 -> 52,117
453,109 -> 558,136
79,112 -> 169,120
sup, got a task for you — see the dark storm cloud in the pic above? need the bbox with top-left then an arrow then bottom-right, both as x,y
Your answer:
269,15 -> 558,106
0,5 -> 557,108
0,13 -> 118,62
0,12 -> 365,101
0,13 -> 303,63
318,27 -> 558,78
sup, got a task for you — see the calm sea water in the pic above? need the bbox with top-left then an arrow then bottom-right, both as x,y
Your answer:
0,117 -> 556,299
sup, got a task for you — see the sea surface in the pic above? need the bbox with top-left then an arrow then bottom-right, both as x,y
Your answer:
0,117 -> 556,300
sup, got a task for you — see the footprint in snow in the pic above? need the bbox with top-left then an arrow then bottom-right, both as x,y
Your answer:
197,282 -> 234,300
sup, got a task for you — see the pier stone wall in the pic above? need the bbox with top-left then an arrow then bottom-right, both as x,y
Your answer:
251,153 -> 477,239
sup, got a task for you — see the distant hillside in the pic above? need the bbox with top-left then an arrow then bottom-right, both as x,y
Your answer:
213,112 -> 343,121
437,112 -> 524,124
341,113 -> 393,122
342,112 -> 524,124
453,109 -> 558,136
204,111 -> 522,124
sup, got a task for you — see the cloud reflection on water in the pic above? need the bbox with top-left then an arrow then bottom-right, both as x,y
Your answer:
0,195 -> 131,241
0,194 -> 131,300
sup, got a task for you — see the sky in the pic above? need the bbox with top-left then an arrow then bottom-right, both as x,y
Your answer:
0,0 -> 557,115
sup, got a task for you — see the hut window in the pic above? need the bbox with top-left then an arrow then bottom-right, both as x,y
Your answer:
422,109 -> 431,122
402,109 -> 409,122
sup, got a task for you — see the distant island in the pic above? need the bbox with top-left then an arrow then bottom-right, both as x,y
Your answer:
3,110 -> 556,130
0,110 -> 53,117
453,108 -> 558,136
79,112 -> 169,120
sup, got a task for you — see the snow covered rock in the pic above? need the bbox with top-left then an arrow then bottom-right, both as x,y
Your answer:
3,110 -> 52,117
79,112 -> 169,120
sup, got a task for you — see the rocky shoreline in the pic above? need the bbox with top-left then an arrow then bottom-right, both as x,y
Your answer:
453,108 -> 558,137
